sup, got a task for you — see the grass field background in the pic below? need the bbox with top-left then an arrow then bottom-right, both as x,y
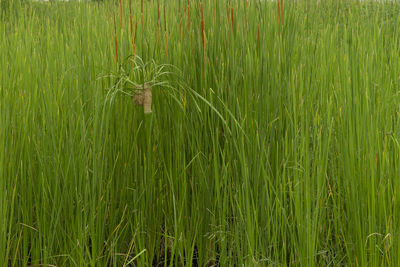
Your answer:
1,0 -> 400,266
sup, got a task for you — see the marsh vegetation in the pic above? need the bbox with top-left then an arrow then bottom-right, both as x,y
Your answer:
1,0 -> 400,266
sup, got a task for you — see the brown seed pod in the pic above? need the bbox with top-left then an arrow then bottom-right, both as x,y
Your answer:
133,84 -> 152,114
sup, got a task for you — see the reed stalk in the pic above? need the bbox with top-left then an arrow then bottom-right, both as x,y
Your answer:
200,0 -> 206,78
129,0 -> 134,65
120,0 -> 123,29
277,0 -> 280,34
213,0 -> 215,24
157,0 -> 160,45
164,2 -> 168,58
141,0 -> 143,28
113,13 -> 119,63
179,0 -> 181,39
230,7 -> 234,33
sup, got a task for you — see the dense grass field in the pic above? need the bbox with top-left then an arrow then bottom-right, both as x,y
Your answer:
2,0 -> 400,266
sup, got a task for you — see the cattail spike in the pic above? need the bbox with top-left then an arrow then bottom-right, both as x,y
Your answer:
187,0 -> 190,31
231,7 -> 234,33
129,0 -> 133,38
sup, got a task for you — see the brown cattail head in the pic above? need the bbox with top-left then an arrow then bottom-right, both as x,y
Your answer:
164,3 -> 167,32
187,0 -> 190,31
133,84 -> 152,114
230,7 -> 234,33
200,0 -> 205,50
129,0 -> 133,38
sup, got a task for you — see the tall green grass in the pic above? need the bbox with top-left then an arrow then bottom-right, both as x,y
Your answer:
1,0 -> 400,265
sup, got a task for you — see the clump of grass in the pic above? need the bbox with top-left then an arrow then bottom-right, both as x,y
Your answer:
104,56 -> 186,114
